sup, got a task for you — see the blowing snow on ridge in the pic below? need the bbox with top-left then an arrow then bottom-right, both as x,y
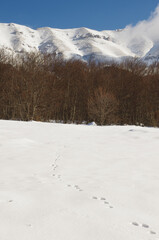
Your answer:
0,5 -> 159,63
118,4 -> 159,61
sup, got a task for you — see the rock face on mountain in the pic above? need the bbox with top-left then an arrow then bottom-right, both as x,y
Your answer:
0,23 -> 159,63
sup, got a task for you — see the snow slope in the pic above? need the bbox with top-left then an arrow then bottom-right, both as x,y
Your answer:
0,120 -> 159,240
1,22 -> 159,62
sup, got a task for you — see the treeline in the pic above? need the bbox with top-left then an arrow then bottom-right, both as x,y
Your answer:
0,50 -> 159,126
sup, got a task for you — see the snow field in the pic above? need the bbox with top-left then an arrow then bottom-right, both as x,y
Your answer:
0,120 -> 159,240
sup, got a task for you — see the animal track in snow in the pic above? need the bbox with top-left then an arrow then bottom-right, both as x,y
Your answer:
92,196 -> 114,209
101,197 -> 106,201
52,154 -> 60,172
92,196 -> 98,200
52,155 -> 84,192
131,222 -> 157,236
132,222 -> 139,226
142,223 -> 149,228
51,153 -> 62,181
66,184 -> 83,192
52,174 -> 62,181
26,224 -> 32,227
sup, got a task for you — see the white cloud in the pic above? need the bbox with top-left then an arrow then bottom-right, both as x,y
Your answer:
120,5 -> 159,44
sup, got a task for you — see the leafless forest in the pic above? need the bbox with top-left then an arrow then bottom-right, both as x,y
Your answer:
0,50 -> 159,126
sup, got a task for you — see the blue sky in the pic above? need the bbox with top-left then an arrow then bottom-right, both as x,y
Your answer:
0,0 -> 159,30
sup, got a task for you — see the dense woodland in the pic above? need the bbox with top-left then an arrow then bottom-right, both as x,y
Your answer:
0,49 -> 159,126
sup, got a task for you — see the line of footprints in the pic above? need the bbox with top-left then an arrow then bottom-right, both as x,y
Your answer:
52,156 -> 158,238
52,166 -> 113,209
67,183 -> 114,210
52,166 -> 113,208
53,173 -> 114,209
67,184 -> 83,192
92,196 -> 114,209
52,156 -> 113,208
52,155 -> 60,171
131,221 -> 157,236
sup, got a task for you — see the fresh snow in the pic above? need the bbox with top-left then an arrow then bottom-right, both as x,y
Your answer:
1,22 -> 159,62
0,120 -> 159,240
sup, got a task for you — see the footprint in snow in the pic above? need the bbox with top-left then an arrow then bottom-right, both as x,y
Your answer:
132,222 -> 139,226
92,196 -> 114,209
52,174 -> 61,181
74,185 -> 83,191
92,196 -> 98,200
101,197 -> 106,201
150,231 -> 157,235
142,224 -> 149,228
26,224 -> 32,227
131,222 -> 157,236
104,201 -> 113,208
67,184 -> 83,192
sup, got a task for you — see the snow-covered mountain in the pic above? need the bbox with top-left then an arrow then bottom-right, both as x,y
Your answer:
0,22 -> 159,62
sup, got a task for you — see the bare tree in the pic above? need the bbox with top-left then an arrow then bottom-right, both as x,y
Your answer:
88,88 -> 118,125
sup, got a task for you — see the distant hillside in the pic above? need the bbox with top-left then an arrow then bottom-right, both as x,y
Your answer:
0,23 -> 159,63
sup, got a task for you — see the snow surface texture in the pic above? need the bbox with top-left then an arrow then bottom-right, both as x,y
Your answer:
1,6 -> 159,63
0,120 -> 159,240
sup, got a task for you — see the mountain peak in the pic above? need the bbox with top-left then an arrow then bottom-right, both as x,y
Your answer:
0,23 -> 158,63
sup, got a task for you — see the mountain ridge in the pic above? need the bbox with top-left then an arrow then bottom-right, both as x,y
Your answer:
0,23 -> 158,63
